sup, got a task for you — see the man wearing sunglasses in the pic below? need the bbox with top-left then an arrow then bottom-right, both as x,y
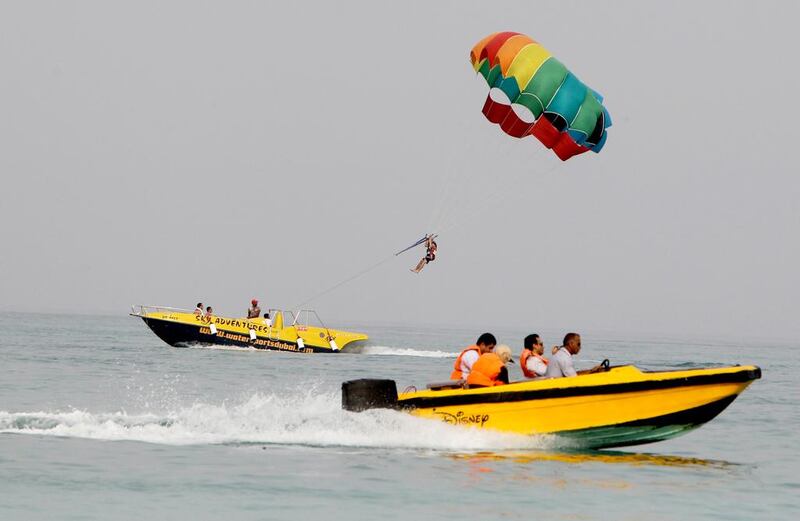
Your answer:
520,333 -> 549,378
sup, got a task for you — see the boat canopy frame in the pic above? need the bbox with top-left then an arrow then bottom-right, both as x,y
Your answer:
130,305 -> 333,334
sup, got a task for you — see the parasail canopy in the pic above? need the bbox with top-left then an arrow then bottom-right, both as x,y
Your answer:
471,31 -> 611,161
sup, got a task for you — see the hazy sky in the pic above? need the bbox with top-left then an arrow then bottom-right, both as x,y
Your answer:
1,1 -> 798,339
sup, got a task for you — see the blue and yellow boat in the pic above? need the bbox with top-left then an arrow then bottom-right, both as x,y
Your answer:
132,305 -> 367,353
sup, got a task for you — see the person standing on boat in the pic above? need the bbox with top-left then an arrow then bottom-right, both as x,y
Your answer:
450,332 -> 496,380
205,306 -> 214,322
520,333 -> 548,378
194,303 -> 204,317
247,299 -> 261,319
466,344 -> 514,387
545,333 -> 604,378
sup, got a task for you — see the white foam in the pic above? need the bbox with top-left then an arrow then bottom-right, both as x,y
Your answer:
357,345 -> 457,358
175,342 -> 258,352
0,391 -> 558,451
173,343 -> 457,358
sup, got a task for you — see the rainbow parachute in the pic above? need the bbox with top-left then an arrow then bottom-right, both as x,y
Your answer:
471,32 -> 611,161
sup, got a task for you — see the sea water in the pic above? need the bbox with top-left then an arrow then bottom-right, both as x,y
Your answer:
0,312 -> 797,520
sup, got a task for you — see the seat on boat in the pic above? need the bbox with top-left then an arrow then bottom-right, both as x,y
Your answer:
426,380 -> 466,391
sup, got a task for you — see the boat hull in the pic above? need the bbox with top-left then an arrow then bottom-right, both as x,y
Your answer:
140,317 -> 333,353
395,365 -> 760,449
551,394 -> 738,449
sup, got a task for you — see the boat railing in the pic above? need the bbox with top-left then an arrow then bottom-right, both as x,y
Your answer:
130,305 -> 330,333
290,309 -> 328,329
130,305 -> 194,317
289,309 -> 338,349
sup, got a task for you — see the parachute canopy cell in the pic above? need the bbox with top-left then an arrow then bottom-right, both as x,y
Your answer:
470,32 -> 611,161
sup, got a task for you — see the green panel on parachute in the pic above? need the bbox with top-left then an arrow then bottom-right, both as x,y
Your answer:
478,60 -> 505,89
570,91 -> 604,138
522,57 -> 568,111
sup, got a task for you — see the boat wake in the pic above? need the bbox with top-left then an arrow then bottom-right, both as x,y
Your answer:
348,345 -> 457,358
0,391 -> 554,451
176,342 -> 258,352
168,343 -> 457,358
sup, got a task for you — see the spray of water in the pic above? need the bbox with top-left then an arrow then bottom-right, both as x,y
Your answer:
357,345 -> 457,358
173,342 -> 458,358
0,390 -> 560,451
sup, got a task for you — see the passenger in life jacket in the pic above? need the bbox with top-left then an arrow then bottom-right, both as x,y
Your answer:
411,235 -> 438,273
520,333 -> 549,378
194,303 -> 204,317
466,345 -> 514,388
247,299 -> 261,319
205,306 -> 214,322
450,332 -> 496,380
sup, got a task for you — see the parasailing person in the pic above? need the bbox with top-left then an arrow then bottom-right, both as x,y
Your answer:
410,234 -> 438,273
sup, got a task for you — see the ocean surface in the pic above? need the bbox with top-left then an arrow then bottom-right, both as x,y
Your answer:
0,312 -> 797,520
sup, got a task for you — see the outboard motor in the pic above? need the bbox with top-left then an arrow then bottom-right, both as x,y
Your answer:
342,379 -> 399,412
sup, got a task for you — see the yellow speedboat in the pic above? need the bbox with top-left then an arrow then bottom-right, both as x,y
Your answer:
342,364 -> 761,449
131,305 -> 367,353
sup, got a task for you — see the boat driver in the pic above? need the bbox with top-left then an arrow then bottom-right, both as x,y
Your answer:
545,333 -> 605,378
450,333 -> 496,381
194,303 -> 204,317
247,299 -> 261,319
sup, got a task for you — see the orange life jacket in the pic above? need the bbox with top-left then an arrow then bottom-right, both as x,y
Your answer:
520,349 -> 549,378
450,345 -> 481,380
466,353 -> 506,387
